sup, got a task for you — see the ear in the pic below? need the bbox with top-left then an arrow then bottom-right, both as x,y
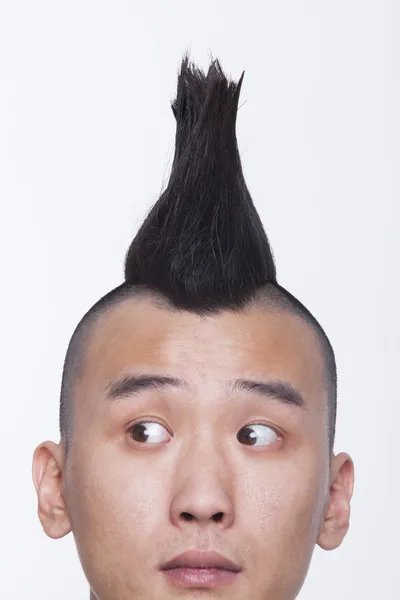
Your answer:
32,441 -> 72,539
317,452 -> 355,550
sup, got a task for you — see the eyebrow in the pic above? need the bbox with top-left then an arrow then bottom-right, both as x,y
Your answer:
104,374 -> 307,410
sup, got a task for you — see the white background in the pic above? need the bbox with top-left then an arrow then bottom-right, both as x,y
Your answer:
0,1 -> 399,598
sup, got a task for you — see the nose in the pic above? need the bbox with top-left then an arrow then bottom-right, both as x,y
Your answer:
171,490 -> 235,530
169,446 -> 235,530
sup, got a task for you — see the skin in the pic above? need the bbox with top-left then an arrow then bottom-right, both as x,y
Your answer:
32,295 -> 354,600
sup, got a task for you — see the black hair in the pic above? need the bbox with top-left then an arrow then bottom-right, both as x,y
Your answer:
59,52 -> 337,456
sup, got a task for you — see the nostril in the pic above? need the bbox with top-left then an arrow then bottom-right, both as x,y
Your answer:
180,512 -> 224,522
181,512 -> 194,521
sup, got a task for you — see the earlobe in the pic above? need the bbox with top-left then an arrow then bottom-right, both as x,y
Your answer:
32,441 -> 72,539
316,452 -> 355,551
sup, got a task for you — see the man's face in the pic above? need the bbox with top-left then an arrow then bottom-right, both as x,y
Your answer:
34,296 -> 353,600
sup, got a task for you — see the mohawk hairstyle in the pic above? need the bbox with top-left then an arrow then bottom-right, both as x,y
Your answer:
59,51 -> 337,456
124,53 -> 276,309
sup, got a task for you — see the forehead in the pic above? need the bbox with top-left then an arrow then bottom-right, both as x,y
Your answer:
79,296 -> 327,413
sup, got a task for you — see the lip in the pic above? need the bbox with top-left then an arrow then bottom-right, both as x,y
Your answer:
160,550 -> 242,588
160,549 -> 241,572
161,566 -> 240,587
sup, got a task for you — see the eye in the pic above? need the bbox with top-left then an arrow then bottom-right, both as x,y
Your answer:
237,423 -> 279,447
128,421 -> 171,445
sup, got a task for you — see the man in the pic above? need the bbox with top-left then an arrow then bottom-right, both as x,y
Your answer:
32,52 -> 354,600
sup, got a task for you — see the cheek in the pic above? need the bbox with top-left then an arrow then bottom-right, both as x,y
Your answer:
65,446 -> 166,558
235,459 -> 325,599
64,446 -> 169,597
239,457 -> 325,555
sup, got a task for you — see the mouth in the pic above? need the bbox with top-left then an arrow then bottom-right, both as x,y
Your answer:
159,550 -> 242,588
